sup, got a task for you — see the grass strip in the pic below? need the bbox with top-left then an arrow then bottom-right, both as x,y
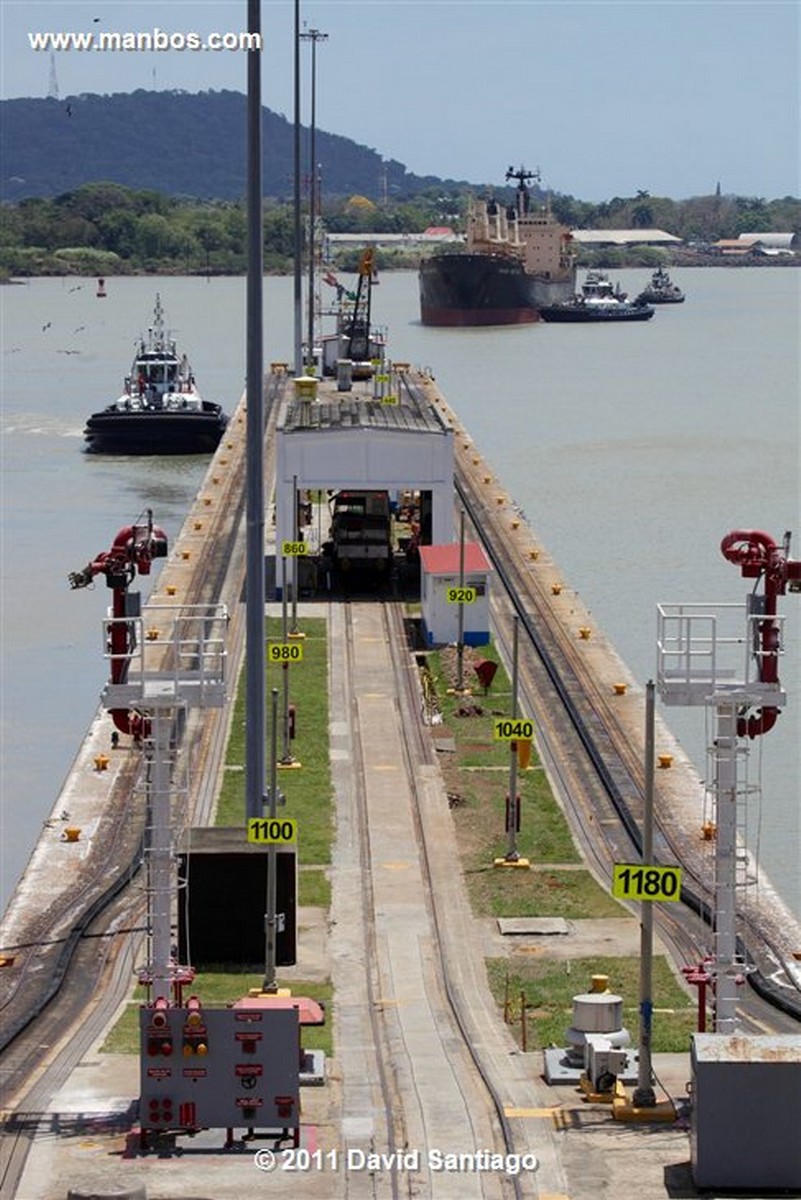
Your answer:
216,616 -> 334,886
101,973 -> 333,1057
486,956 -> 697,1053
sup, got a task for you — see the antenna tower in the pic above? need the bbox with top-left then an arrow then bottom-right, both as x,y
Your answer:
48,52 -> 60,100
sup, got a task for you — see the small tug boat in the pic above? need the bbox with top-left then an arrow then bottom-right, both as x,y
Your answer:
634,266 -> 685,304
539,271 -> 654,323
83,295 -> 228,454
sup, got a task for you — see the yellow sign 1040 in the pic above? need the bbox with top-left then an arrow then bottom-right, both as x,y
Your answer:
493,718 -> 534,741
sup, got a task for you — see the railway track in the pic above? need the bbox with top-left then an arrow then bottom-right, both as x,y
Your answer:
331,598 -> 552,1198
451,447 -> 801,1032
2,365 -> 797,1196
0,382 -> 277,1195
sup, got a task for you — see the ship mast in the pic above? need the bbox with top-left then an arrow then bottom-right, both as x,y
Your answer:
505,165 -> 541,216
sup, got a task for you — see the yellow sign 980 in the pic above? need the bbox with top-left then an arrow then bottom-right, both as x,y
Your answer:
268,642 -> 304,663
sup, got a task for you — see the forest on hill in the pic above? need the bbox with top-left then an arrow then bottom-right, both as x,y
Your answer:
1,91 -> 798,277
0,90 -> 453,203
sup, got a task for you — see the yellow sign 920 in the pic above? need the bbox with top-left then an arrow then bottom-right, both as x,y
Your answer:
612,863 -> 681,902
446,586 -> 476,604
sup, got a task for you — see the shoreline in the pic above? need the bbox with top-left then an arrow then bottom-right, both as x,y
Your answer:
3,255 -> 799,284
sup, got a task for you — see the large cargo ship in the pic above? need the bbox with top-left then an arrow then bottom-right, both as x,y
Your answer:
419,167 -> 576,326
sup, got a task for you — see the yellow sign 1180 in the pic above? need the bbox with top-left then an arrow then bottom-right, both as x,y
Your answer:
611,863 -> 681,902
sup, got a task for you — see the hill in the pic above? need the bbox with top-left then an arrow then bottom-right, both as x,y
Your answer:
0,89 -> 466,202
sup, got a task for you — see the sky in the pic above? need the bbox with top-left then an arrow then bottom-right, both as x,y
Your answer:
0,0 -> 798,202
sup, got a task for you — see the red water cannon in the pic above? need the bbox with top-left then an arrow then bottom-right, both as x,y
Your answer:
720,529 -> 801,738
69,510 -> 168,737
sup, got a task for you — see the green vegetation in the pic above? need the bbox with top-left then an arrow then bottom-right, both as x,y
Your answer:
99,615 -> 335,1056
98,618 -> 701,1059
428,644 -> 625,920
486,957 -> 697,1054
100,973 -> 332,1058
216,616 -> 334,884
2,177 -> 799,278
425,645 -> 697,1050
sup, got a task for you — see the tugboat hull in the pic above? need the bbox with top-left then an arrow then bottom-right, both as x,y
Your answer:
84,409 -> 228,455
539,303 -> 654,323
82,294 -> 229,455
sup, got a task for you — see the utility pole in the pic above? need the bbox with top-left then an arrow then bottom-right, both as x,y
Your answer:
245,0 -> 265,821
300,26 -> 328,370
292,0 -> 302,374
633,680 -> 657,1106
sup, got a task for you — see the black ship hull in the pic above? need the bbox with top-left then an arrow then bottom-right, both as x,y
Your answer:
84,408 -> 228,455
539,302 -> 654,323
419,253 -> 540,326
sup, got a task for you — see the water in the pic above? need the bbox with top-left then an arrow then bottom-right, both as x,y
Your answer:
1,270 -> 799,917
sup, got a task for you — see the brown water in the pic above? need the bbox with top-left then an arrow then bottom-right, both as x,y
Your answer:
2,268 -> 799,915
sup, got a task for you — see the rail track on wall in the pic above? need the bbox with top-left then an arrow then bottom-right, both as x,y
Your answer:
0,380 -> 283,1195
451,451 -> 801,1032
332,597 -> 549,1199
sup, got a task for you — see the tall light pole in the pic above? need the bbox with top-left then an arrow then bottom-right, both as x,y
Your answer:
300,26 -> 327,370
245,0 -> 264,822
292,1 -> 302,374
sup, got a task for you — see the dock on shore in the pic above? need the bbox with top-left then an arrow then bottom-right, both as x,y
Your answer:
2,364 -> 800,1200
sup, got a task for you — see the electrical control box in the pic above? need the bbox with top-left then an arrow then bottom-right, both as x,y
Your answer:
585,1035 -> 629,1091
139,1002 -> 300,1145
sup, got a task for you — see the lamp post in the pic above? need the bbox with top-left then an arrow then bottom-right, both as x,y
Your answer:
300,26 -> 327,370
245,0 -> 264,822
292,0 -> 302,374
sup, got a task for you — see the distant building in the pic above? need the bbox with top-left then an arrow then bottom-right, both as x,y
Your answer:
570,228 -> 682,248
712,239 -> 757,257
325,229 -> 461,252
712,233 -> 797,257
736,232 -> 797,255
